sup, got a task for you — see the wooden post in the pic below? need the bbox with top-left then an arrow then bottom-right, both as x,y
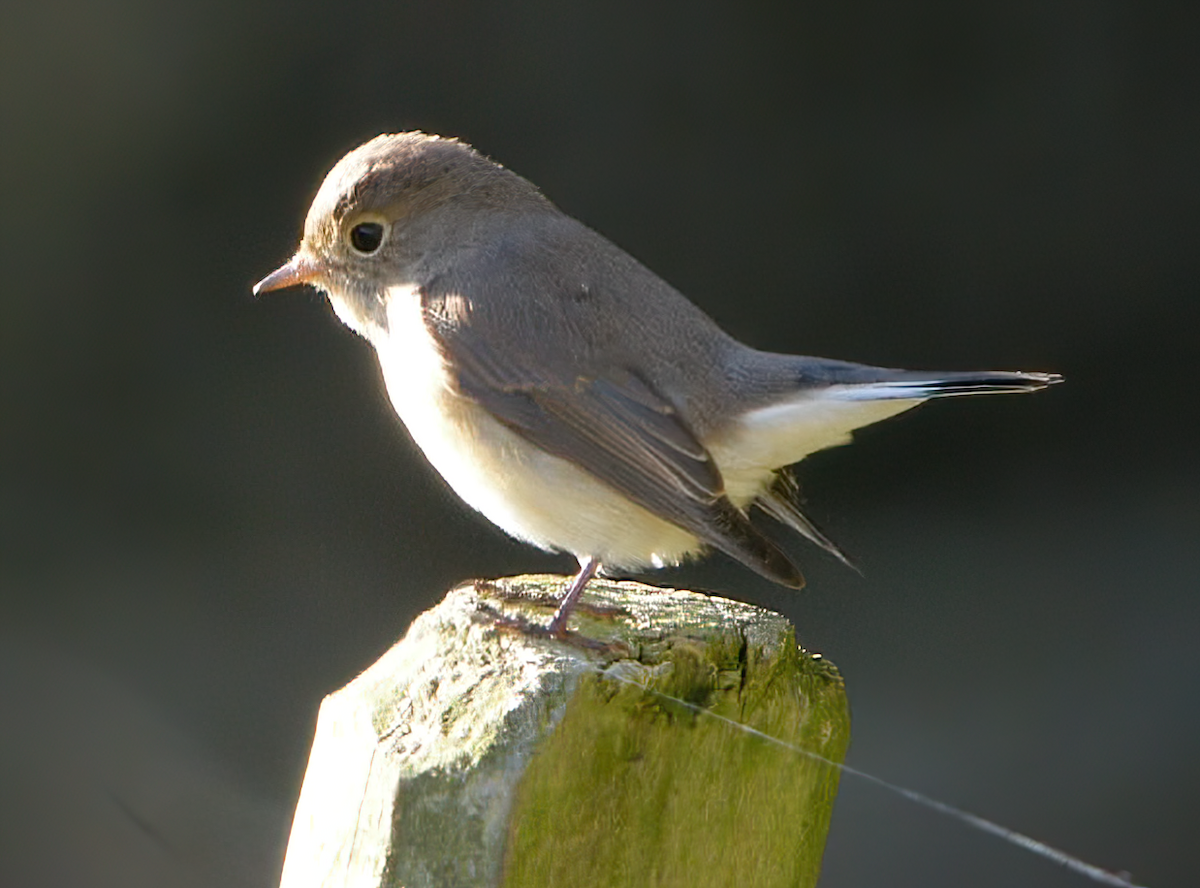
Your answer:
278,576 -> 850,888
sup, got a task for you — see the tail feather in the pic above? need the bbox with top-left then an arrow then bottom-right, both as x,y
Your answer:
722,362 -> 1062,577
828,370 -> 1063,402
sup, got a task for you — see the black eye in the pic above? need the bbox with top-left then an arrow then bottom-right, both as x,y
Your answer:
349,221 -> 385,254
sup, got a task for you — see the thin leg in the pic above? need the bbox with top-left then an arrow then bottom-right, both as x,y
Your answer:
547,557 -> 600,637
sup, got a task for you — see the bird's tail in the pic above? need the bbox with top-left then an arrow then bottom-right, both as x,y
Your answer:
723,363 -> 1063,569
823,369 -> 1063,401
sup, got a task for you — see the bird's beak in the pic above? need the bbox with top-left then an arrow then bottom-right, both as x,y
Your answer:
253,253 -> 322,296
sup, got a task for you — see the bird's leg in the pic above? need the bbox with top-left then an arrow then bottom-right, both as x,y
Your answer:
547,557 -> 600,637
478,557 -> 620,651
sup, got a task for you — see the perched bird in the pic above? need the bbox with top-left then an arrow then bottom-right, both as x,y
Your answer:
255,132 -> 1060,635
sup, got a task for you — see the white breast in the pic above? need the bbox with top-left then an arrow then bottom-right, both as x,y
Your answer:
365,285 -> 701,571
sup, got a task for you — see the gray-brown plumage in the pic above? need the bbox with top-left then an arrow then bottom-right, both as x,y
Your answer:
256,132 -> 1061,632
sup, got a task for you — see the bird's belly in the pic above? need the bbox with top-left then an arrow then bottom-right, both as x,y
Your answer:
371,288 -> 700,570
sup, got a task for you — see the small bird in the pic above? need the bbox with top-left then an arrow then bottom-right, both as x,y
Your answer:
255,132 -> 1060,635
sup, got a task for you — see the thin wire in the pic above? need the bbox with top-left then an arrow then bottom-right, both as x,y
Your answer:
592,665 -> 1148,888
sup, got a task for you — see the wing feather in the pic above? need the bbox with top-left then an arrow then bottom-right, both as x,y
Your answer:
422,272 -> 802,588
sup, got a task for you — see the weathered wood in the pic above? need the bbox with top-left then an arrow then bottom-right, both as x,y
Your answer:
278,575 -> 849,888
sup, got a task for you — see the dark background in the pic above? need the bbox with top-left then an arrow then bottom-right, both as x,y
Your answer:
2,2 -> 1196,886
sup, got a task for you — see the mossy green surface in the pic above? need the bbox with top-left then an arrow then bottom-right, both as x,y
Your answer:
500,624 -> 849,888
298,576 -> 851,888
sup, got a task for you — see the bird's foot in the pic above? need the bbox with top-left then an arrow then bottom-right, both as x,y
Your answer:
474,602 -> 628,654
473,579 -> 628,620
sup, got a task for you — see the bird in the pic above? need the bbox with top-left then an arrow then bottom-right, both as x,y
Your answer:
254,132 -> 1061,636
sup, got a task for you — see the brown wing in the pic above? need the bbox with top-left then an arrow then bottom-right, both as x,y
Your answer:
420,271 -> 803,589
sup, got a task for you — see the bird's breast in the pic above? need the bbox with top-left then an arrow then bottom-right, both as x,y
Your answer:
370,284 -> 700,569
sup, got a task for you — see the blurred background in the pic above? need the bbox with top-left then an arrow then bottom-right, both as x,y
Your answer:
1,1 -> 1195,886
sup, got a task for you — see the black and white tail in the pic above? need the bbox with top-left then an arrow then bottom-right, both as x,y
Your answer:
827,369 -> 1063,401
723,364 -> 1062,568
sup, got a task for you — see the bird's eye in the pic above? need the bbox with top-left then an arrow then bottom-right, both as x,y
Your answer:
349,221 -> 386,254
